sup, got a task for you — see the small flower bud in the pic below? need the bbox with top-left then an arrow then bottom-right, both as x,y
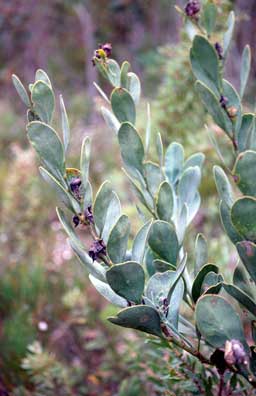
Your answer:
84,205 -> 94,224
73,215 -> 80,227
185,0 -> 200,17
219,95 -> 228,109
224,339 -> 248,366
227,106 -> 238,119
88,239 -> 106,261
70,177 -> 82,200
215,42 -> 224,60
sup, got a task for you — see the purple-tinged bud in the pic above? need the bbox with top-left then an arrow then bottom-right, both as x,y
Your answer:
70,177 -> 82,200
215,42 -> 224,60
185,0 -> 200,17
224,339 -> 248,366
219,95 -> 228,109
73,215 -> 80,228
84,205 -> 94,224
102,43 -> 112,57
88,239 -> 106,261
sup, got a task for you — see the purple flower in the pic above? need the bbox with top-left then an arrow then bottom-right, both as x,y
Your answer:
84,205 -> 94,224
224,339 -> 248,366
215,42 -> 224,60
102,43 -> 112,57
72,215 -> 80,228
219,95 -> 228,109
70,177 -> 82,200
88,239 -> 106,261
185,0 -> 200,17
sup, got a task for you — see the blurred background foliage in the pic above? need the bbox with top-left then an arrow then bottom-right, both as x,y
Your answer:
1,0 -> 256,394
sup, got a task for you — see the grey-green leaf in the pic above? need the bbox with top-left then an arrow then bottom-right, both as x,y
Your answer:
127,72 -> 141,105
111,88 -> 136,124
89,274 -> 127,307
148,221 -> 179,265
231,197 -> 256,241
190,35 -> 221,96
12,74 -> 31,107
156,181 -> 173,222
192,263 -> 219,303
59,95 -> 70,153
108,305 -> 162,337
196,295 -> 246,348
202,3 -> 217,36
240,45 -> 251,99
80,137 -> 91,189
223,11 -> 235,58
27,121 -> 65,183
101,106 -> 120,134
213,165 -> 233,208
106,261 -> 145,303
132,220 -> 152,263
233,151 -> 256,197
31,80 -> 55,123
236,241 -> 256,283
220,200 -> 243,244
165,142 -> 184,185
118,122 -> 144,176
107,215 -> 130,264
194,233 -> 208,276
195,81 -> 233,137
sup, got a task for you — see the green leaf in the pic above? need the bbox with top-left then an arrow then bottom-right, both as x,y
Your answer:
127,72 -> 141,105
220,200 -> 243,244
145,271 -> 184,329
111,88 -> 136,124
156,133 -> 164,167
190,35 -> 221,96
233,261 -> 256,301
202,3 -> 217,36
156,181 -> 173,222
194,233 -> 208,276
153,260 -> 176,273
31,80 -> 55,123
195,81 -> 232,136
35,69 -> 52,87
201,272 -> 223,295
69,238 -> 106,282
93,181 -> 121,238
178,166 -> 201,207
80,137 -> 91,189
120,61 -> 130,89
237,114 -> 256,152
213,166 -> 233,208
107,59 -> 121,87
240,45 -> 251,99
223,79 -> 242,137
107,215 -> 130,264
59,95 -> 70,154
132,220 -> 152,263
118,122 -> 144,176
192,264 -> 219,303
184,153 -> 205,171
39,167 -> 80,214
222,283 -> 256,317
101,106 -> 120,134
122,168 -> 154,211
231,197 -> 256,241
106,261 -> 145,303
27,121 -> 65,183
148,221 -> 179,266
89,274 -> 127,308
236,241 -> 256,283
223,11 -> 235,58
165,142 -> 184,185
233,151 -> 256,197
12,74 -> 31,107
196,295 -> 246,348
108,305 -> 162,337
144,161 -> 163,198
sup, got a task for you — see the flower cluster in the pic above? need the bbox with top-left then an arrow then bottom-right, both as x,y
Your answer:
184,0 -> 200,18
92,43 -> 112,66
224,340 -> 248,366
88,239 -> 106,261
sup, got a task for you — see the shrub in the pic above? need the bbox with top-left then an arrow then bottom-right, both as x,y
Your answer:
13,2 -> 256,394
